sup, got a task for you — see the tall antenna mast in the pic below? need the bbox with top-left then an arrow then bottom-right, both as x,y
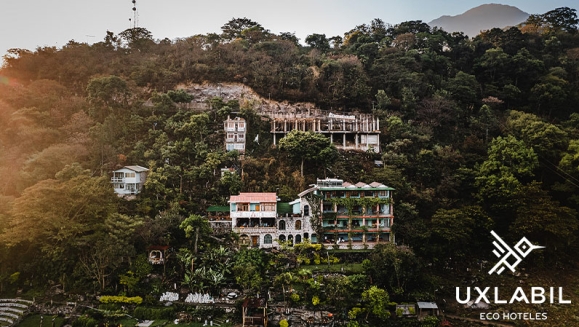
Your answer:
131,0 -> 139,28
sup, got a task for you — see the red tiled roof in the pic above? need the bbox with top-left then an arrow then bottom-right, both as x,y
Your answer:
229,193 -> 277,203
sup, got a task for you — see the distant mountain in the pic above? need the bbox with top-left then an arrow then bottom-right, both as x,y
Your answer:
428,3 -> 530,37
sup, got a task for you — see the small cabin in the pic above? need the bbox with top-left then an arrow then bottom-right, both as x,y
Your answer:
416,302 -> 440,319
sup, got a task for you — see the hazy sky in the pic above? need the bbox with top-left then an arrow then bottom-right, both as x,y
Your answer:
1,1 -> 578,60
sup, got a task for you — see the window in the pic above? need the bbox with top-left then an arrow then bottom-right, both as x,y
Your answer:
364,191 -> 374,197
304,233 -> 309,239
378,190 -> 388,197
227,133 -> 235,140
381,204 -> 390,214
350,191 -> 360,198
295,220 -> 302,230
240,203 -> 249,211
264,234 -> 272,244
279,220 -> 286,230
238,122 -> 245,128
295,234 -> 302,244
126,172 -> 136,178
228,122 -> 235,129
279,235 -> 286,242
288,235 -> 294,245
262,203 -> 275,211
304,205 -> 310,216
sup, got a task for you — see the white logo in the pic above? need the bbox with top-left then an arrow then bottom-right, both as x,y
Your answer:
489,231 -> 544,275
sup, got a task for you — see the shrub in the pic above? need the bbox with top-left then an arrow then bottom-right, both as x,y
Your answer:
133,307 -> 175,320
72,316 -> 98,327
99,295 -> 143,305
279,319 -> 289,327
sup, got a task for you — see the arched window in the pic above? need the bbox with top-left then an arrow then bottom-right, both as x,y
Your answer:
279,235 -> 286,242
304,233 -> 309,239
239,234 -> 250,246
295,234 -> 302,244
264,234 -> 272,244
279,220 -> 286,230
288,234 -> 294,245
304,205 -> 310,216
295,220 -> 302,230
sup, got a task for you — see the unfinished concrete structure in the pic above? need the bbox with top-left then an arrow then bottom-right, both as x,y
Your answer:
263,108 -> 381,153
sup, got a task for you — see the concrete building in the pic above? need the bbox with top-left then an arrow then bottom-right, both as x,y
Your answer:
299,178 -> 394,249
263,109 -> 381,153
211,177 -> 394,250
224,116 -> 246,153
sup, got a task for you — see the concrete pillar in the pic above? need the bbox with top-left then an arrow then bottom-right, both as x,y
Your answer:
273,133 -> 276,145
355,134 -> 359,148
343,134 -> 346,147
330,133 -> 333,144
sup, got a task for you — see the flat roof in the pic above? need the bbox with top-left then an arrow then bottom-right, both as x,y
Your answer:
207,205 -> 230,212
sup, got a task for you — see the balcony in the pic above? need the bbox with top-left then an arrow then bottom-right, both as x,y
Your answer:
232,211 -> 276,218
233,226 -> 276,234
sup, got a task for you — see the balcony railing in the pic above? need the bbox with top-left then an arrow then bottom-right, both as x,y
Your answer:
233,226 -> 276,234
233,211 -> 276,218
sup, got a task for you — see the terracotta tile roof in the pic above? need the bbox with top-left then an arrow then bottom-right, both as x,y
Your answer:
229,193 -> 277,203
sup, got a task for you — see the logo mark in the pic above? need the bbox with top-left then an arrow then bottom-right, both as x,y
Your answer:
489,231 -> 544,275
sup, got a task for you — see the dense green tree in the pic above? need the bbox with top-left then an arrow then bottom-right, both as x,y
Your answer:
364,243 -> 421,297
221,17 -> 264,41
305,34 -> 330,52
278,130 -> 338,177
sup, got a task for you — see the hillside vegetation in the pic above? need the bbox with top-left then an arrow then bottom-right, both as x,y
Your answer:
0,7 -> 579,326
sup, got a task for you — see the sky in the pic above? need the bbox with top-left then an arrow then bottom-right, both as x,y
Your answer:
0,0 -> 578,60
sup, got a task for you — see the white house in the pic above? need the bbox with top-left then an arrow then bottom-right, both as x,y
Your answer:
111,165 -> 149,195
224,116 -> 246,153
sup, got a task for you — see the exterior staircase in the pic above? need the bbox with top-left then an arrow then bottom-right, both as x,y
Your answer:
0,299 -> 33,327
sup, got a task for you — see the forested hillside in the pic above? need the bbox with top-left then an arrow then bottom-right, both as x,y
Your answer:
1,6 -> 579,326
